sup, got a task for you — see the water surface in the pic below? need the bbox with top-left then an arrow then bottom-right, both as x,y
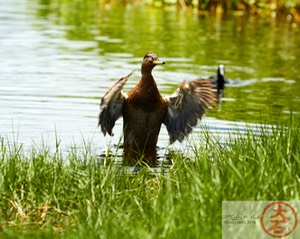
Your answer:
1,0 -> 299,156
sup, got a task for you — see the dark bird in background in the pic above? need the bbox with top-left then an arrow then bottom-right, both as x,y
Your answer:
99,52 -> 224,165
208,64 -> 228,101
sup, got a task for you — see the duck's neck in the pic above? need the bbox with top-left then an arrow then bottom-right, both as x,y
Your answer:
141,71 -> 154,82
139,71 -> 160,98
128,70 -> 161,107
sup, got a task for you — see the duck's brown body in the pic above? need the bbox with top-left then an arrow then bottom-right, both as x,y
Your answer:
99,52 -> 220,166
122,73 -> 167,164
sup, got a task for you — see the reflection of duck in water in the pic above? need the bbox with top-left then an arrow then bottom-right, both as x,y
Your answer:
99,52 -> 224,165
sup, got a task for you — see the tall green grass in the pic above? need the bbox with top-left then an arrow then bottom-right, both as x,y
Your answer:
0,121 -> 299,238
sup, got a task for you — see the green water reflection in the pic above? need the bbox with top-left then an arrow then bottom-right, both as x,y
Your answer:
33,0 -> 300,124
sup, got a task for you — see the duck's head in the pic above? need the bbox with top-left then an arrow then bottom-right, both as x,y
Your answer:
217,64 -> 228,92
141,52 -> 165,74
218,64 -> 225,77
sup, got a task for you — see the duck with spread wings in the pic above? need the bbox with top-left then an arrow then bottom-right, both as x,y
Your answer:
99,52 -> 224,165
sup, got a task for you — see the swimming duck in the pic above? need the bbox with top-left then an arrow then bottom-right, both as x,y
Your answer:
99,52 -> 220,165
208,64 -> 228,100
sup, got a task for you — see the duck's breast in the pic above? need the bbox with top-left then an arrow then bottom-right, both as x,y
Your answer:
122,93 -> 167,148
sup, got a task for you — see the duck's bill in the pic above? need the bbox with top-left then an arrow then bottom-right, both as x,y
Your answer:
153,60 -> 165,65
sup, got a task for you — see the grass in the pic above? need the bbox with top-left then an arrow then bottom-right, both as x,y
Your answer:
0,120 -> 300,238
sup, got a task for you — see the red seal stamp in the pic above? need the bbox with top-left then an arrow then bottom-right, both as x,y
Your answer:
260,202 -> 298,238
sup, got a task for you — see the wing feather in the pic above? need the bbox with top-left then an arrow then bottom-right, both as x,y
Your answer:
164,78 -> 217,143
98,72 -> 133,136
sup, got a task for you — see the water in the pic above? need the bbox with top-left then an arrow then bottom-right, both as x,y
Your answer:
1,0 -> 299,157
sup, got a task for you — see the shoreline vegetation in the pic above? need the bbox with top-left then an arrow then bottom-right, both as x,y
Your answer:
1,119 -> 299,238
138,0 -> 300,22
39,0 -> 300,23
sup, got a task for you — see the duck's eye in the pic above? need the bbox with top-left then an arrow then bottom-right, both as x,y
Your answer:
144,56 -> 153,61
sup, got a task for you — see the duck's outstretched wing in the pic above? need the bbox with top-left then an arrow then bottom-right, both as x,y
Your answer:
99,72 -> 133,136
163,79 -> 217,144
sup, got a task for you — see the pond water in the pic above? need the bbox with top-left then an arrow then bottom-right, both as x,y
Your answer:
1,0 -> 299,158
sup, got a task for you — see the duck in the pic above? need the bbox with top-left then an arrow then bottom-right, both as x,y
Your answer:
99,52 -> 222,165
208,64 -> 228,100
